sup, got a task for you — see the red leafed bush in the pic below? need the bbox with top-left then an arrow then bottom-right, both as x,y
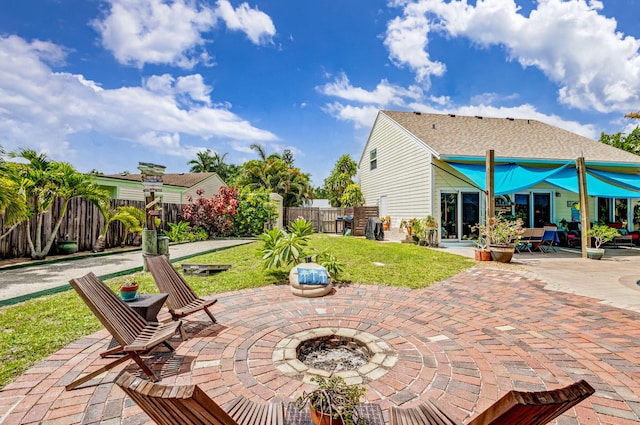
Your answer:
182,187 -> 239,237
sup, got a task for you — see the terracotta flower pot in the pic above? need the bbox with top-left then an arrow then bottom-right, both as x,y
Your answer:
310,405 -> 343,425
474,249 -> 492,261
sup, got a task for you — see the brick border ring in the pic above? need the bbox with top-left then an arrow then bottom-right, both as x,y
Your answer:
272,327 -> 398,384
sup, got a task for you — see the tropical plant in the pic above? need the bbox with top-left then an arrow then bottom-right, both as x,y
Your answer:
161,221 -> 208,242
324,155 -> 358,207
187,149 -> 238,181
235,145 -> 312,207
411,216 -> 438,244
231,188 -> 278,236
0,149 -> 29,241
598,126 -> 640,155
340,183 -> 364,207
294,376 -> 366,425
475,215 -> 524,246
311,249 -> 345,279
9,149 -> 109,259
182,187 -> 239,237
587,224 -> 620,249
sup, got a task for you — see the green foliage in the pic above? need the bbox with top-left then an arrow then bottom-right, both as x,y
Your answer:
587,224 -> 620,249
598,126 -> 640,155
324,154 -> 358,207
162,221 -> 208,242
311,249 -> 345,279
340,183 -> 364,207
8,149 -> 109,259
231,188 -> 277,236
295,376 -> 366,425
234,144 -> 312,207
475,215 -> 524,245
411,216 -> 438,243
259,219 -> 315,269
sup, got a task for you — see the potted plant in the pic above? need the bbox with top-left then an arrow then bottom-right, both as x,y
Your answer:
119,279 -> 139,301
380,216 -> 391,231
295,376 -> 366,425
476,216 -> 524,263
472,234 -> 491,261
56,234 -> 78,255
586,224 -> 620,260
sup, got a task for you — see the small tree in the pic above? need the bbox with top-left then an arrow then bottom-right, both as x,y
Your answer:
340,183 -> 364,207
587,225 -> 619,249
9,149 -> 109,259
324,155 -> 358,207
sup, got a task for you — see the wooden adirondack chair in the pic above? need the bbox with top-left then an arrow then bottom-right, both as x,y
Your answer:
389,380 -> 594,425
146,255 -> 218,323
115,371 -> 285,425
66,272 -> 184,390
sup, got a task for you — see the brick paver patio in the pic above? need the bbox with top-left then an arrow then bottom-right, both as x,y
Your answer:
1,266 -> 640,424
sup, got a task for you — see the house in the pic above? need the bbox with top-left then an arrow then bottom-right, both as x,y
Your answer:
358,111 -> 640,242
94,172 -> 226,205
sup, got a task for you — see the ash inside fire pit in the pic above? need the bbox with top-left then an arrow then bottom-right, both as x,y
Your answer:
296,335 -> 371,372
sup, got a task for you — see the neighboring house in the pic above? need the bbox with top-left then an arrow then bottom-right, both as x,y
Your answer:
359,110 -> 640,242
95,172 -> 226,205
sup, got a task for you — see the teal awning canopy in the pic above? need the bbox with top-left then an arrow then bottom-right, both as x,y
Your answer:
446,162 -> 640,198
447,162 -> 570,195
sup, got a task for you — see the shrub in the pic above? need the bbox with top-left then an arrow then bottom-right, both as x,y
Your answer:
231,188 -> 278,236
182,187 -> 239,237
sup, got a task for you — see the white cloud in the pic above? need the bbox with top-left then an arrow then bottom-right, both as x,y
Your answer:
318,73 -> 423,106
385,0 -> 640,113
93,0 -> 216,68
215,0 -> 276,45
0,35 -> 277,161
322,103 -> 381,129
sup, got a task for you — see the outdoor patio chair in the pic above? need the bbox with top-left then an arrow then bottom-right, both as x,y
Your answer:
516,228 -> 545,253
115,371 -> 285,425
66,272 -> 184,390
146,254 -> 217,323
388,379 -> 594,425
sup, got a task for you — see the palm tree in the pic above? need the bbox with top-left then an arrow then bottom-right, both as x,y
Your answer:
92,200 -> 145,251
188,149 -> 217,172
10,149 -> 109,259
0,146 -> 29,240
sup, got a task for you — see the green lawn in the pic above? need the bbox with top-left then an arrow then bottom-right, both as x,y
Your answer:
0,235 -> 473,389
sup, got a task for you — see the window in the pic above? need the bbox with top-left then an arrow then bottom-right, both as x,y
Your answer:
370,149 -> 377,170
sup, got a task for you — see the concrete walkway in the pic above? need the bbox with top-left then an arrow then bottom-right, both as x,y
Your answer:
0,239 -> 253,304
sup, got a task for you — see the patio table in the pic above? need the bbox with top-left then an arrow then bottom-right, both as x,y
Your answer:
541,229 -> 560,252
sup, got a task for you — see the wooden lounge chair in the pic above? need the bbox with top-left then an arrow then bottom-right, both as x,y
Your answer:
146,254 -> 218,323
389,379 -> 594,425
66,272 -> 184,390
115,371 -> 285,425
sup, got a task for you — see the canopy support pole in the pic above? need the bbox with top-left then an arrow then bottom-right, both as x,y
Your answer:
576,157 -> 590,257
486,150 -> 495,245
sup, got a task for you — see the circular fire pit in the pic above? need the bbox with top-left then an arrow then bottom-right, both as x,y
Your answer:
297,335 -> 371,372
273,327 -> 397,384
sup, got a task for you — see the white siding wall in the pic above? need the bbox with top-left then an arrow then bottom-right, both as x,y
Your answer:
359,114 -> 433,227
182,175 -> 225,202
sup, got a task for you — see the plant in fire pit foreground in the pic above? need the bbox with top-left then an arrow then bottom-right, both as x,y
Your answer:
259,218 -> 345,278
295,376 -> 366,425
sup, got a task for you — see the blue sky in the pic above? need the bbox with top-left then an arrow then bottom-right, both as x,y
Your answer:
1,0 -> 639,186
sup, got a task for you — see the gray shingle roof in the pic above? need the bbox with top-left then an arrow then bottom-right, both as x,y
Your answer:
382,111 -> 640,164
101,172 -> 220,188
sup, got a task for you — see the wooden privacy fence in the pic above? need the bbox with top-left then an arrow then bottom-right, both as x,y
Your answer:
0,198 -> 182,260
284,206 -> 379,236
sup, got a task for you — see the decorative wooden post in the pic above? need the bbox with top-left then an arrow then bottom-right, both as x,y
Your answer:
138,162 -> 166,269
486,150 -> 495,244
575,157 -> 590,258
